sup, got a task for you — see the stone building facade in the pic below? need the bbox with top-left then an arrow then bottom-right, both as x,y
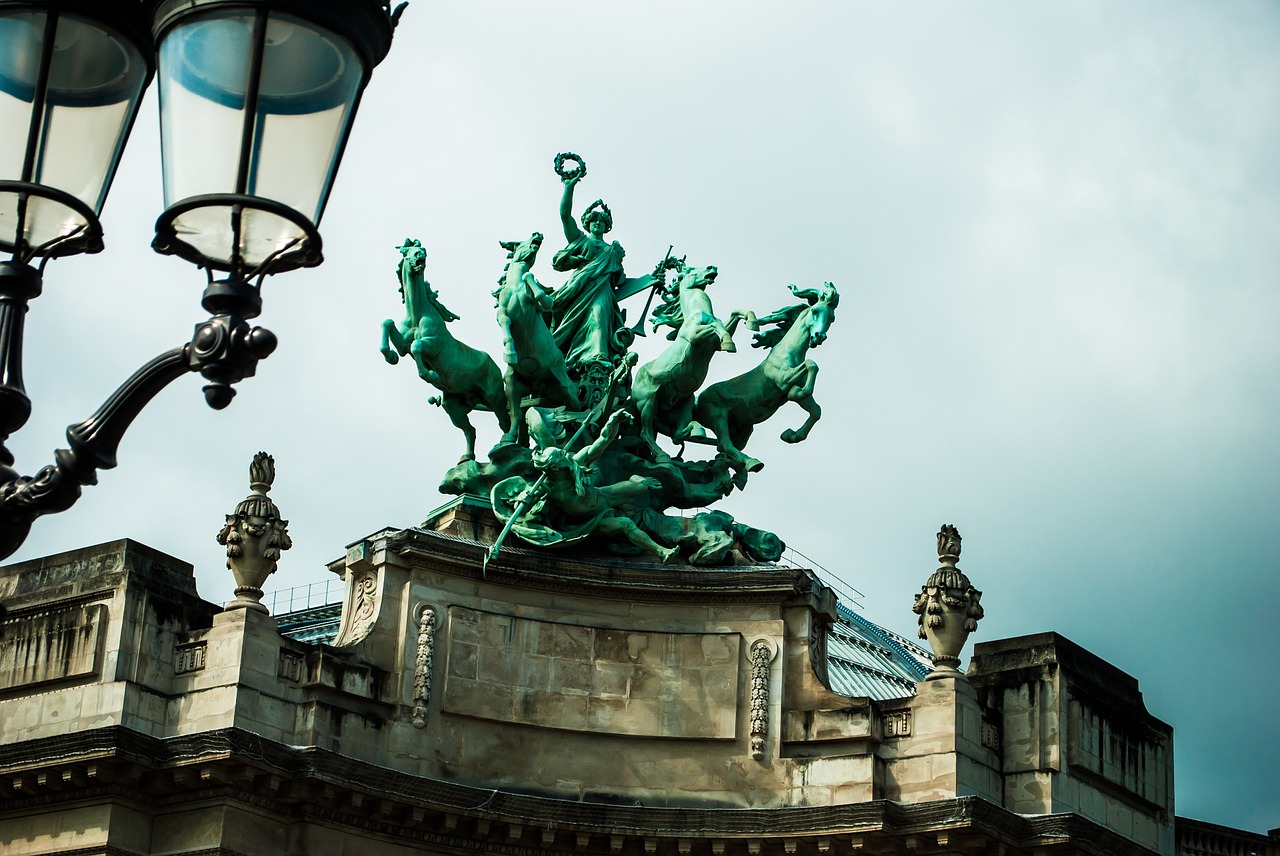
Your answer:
0,498 -> 1264,855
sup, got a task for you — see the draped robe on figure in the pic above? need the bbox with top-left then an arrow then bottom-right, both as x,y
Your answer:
550,235 -> 628,368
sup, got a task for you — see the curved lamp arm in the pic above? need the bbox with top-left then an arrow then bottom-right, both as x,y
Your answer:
0,283 -> 277,561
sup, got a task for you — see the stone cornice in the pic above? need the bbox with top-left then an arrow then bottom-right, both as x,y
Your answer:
0,588 -> 115,619
380,527 -> 838,616
0,726 -> 1159,856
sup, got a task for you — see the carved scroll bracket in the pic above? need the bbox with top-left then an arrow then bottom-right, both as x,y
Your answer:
331,566 -> 380,648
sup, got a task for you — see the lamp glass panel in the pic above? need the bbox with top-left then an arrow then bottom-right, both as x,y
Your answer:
158,11 -> 362,221
0,10 -> 42,183
37,13 -> 147,210
3,196 -> 86,249
0,10 -> 147,251
158,10 -> 254,206
167,203 -> 308,269
245,13 -> 362,224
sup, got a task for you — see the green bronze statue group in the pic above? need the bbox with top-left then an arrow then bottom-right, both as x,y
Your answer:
380,153 -> 839,567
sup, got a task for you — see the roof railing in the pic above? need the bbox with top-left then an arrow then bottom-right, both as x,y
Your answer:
254,542 -> 865,617
779,544 -> 865,610
234,578 -> 345,614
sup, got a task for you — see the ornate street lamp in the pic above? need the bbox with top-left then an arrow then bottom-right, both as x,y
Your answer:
0,0 -> 402,561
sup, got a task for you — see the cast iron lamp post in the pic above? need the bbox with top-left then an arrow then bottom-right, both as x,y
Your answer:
0,0 -> 402,561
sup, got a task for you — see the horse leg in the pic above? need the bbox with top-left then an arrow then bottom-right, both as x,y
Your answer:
698,396 -> 756,476
408,339 -> 445,387
710,319 -> 736,353
669,398 -> 697,445
730,422 -> 764,475
484,361 -> 513,438
440,394 -> 478,463
637,394 -> 672,463
781,395 -> 821,444
787,360 -> 819,399
501,369 -> 524,446
381,321 -> 410,364
549,360 -> 582,410
725,310 -> 756,336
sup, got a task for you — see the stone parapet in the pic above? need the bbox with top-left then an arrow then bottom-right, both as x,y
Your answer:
0,540 -> 216,743
318,519 -> 854,808
969,632 -> 1175,855
1176,817 -> 1280,856
0,534 -> 1186,855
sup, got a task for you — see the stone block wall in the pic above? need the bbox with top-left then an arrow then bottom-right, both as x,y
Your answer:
0,540 -> 217,744
969,632 -> 1175,855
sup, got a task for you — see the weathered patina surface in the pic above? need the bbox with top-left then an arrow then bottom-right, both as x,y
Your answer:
381,239 -> 509,463
493,232 -> 581,445
633,261 -> 750,461
381,155 -> 839,565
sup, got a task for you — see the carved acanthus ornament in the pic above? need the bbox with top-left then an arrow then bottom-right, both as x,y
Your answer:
911,524 -> 984,680
412,605 -> 438,728
332,571 -> 379,648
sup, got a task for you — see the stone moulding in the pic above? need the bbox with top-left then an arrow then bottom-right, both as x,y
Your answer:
371,527 -> 839,615
173,642 -> 207,675
880,709 -> 911,738
0,725 -> 1163,856
278,648 -> 304,682
411,603 -> 439,728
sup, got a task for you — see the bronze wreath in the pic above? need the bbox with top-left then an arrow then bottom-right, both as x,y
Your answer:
580,198 -> 613,232
554,152 -> 587,181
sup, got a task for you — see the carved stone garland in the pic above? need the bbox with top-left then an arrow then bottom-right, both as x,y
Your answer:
911,524 -> 984,680
216,452 -> 292,613
748,639 -> 772,761
411,605 -> 438,728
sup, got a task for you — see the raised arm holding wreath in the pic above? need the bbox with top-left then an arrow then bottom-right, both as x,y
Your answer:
548,154 -> 661,376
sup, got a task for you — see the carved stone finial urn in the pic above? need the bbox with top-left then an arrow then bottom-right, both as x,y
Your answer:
911,524 -> 984,681
216,452 -> 293,613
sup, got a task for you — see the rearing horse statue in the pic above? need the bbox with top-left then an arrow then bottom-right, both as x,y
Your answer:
631,262 -> 750,459
693,282 -> 839,475
381,238 -> 510,462
493,232 -> 581,445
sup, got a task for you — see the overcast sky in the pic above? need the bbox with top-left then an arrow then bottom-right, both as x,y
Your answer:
8,1 -> 1277,833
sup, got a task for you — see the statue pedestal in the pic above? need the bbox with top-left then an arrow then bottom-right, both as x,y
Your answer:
326,503 -> 855,807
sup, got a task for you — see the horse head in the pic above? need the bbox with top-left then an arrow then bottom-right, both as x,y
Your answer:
500,232 -> 544,271
397,238 -> 426,274
789,281 -> 838,348
651,261 -> 719,337
675,263 -> 718,293
392,239 -> 426,302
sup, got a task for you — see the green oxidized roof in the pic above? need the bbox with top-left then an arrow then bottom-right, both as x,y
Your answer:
276,602 -> 342,645
825,603 -> 930,700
